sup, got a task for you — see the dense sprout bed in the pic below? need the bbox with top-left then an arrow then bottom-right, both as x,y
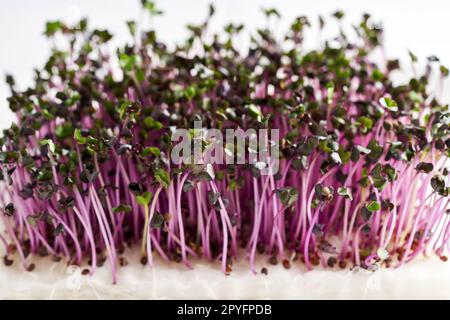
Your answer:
1,3 -> 450,283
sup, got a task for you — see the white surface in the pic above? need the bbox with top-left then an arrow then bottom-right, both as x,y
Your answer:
1,0 -> 450,299
1,248 -> 450,299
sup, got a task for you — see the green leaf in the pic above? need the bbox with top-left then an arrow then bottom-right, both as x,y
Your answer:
27,215 -> 37,226
337,147 -> 351,164
275,187 -> 298,207
208,3 -> 215,17
373,178 -> 387,191
136,191 -> 152,206
408,50 -> 418,63
65,92 -> 81,106
371,69 -> 384,81
263,8 -> 281,18
440,65 -> 449,77
370,163 -> 383,180
73,129 -> 87,144
367,140 -> 384,163
119,53 -> 139,72
379,97 -> 398,112
45,21 -> 63,36
135,67 -> 145,82
126,21 -> 137,36
112,204 -> 132,213
416,162 -> 434,174
291,155 -> 308,171
357,116 -> 373,132
118,101 -> 141,120
381,200 -> 395,211
333,10 -> 344,19
41,108 -> 55,120
55,123 -> 74,139
142,0 -> 163,16
144,116 -> 163,129
92,29 -> 113,43
196,171 -> 213,182
143,146 -> 161,157
207,191 -> 220,206
337,187 -> 353,200
431,174 -> 446,194
150,212 -> 165,228
366,201 -> 381,212
184,86 -> 196,100
154,169 -> 170,188
39,139 -> 55,153
248,104 -> 262,118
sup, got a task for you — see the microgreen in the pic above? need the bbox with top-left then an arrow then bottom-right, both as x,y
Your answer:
112,204 -> 132,213
275,187 -> 299,207
39,139 -> 55,153
366,201 -> 381,212
136,191 -> 153,206
0,3 -> 449,280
